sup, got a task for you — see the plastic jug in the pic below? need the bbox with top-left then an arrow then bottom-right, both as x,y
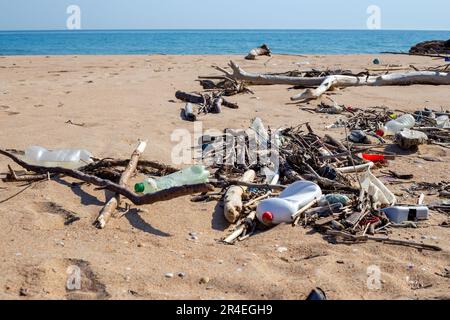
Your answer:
256,181 -> 322,226
382,206 -> 429,224
24,146 -> 93,169
376,114 -> 415,137
135,165 -> 209,194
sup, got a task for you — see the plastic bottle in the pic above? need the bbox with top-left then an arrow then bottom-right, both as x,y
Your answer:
256,181 -> 322,226
376,114 -> 415,137
250,117 -> 269,146
381,206 -> 429,224
24,146 -> 93,169
134,165 -> 210,194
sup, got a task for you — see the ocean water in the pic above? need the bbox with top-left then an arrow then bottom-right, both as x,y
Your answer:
0,29 -> 449,55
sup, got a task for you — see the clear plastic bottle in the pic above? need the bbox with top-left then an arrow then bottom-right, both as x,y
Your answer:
24,146 -> 93,169
376,114 -> 415,137
134,165 -> 210,194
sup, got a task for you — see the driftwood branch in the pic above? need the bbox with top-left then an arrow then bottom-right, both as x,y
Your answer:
223,170 -> 255,223
291,71 -> 450,102
0,149 -> 214,206
217,61 -> 324,86
94,141 -> 147,229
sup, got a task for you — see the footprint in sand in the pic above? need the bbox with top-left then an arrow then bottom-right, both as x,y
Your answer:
0,105 -> 20,116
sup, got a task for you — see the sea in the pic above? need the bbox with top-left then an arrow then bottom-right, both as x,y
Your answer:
0,29 -> 449,55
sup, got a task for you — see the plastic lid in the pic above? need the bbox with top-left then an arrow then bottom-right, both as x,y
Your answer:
375,129 -> 384,137
134,183 -> 145,193
262,211 -> 274,224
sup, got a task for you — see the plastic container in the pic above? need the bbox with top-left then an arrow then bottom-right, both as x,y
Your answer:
382,206 -> 429,224
24,146 -> 93,169
250,117 -> 269,146
376,114 -> 415,137
256,181 -> 322,226
134,165 -> 210,194
436,115 -> 450,128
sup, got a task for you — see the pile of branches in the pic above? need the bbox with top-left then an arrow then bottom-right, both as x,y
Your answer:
329,107 -> 395,132
279,124 -> 360,191
197,77 -> 253,96
175,90 -> 240,121
204,121 -> 441,251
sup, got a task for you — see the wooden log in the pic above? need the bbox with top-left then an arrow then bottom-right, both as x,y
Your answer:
175,91 -> 204,104
94,141 -> 147,228
223,170 -> 256,223
215,61 -> 325,86
291,71 -> 450,102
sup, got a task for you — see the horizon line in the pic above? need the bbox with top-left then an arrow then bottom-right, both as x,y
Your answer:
1,28 -> 450,32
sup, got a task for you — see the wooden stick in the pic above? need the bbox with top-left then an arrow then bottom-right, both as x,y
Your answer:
292,199 -> 318,226
0,149 -> 214,206
222,211 -> 256,244
223,170 -> 256,223
243,191 -> 272,208
327,230 -> 442,251
4,165 -> 48,182
94,141 -> 147,229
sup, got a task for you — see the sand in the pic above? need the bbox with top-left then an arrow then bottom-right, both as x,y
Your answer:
0,54 -> 449,300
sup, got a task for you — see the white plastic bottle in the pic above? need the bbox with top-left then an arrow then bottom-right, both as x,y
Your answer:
256,181 -> 322,226
134,165 -> 210,194
24,146 -> 93,169
376,114 -> 415,137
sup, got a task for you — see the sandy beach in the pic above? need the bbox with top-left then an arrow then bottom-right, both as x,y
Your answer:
0,54 -> 449,300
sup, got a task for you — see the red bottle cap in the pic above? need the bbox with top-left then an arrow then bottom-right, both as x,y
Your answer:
262,211 -> 273,224
375,129 -> 384,137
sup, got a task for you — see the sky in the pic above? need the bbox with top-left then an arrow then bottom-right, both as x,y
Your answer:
0,0 -> 450,31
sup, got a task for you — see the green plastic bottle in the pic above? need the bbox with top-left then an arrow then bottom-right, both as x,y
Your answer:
135,165 -> 209,194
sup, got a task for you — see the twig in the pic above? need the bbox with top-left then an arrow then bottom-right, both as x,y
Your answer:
0,183 -> 34,204
94,140 -> 147,229
327,230 -> 442,251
